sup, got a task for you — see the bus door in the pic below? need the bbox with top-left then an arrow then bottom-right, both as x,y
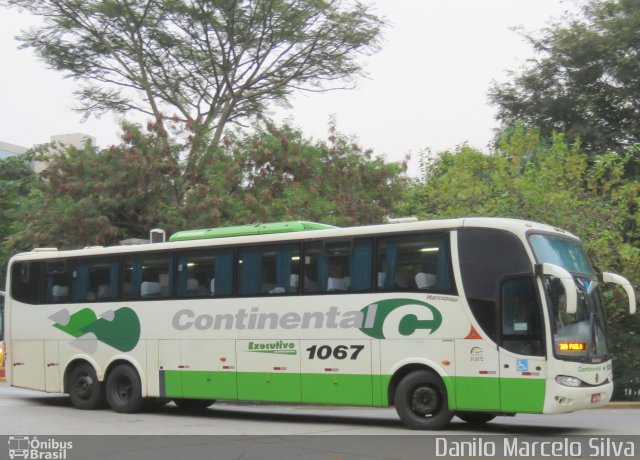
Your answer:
498,276 -> 547,413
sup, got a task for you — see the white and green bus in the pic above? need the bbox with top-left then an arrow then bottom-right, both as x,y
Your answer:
3,218 -> 636,429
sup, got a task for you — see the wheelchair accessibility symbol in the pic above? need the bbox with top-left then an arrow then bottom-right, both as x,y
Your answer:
516,359 -> 529,372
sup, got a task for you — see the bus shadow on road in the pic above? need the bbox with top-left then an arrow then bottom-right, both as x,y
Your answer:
151,403 -> 591,435
28,395 -> 75,408
158,403 -> 408,430
25,395 -> 592,435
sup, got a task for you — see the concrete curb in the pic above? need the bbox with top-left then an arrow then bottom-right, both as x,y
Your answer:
605,401 -> 640,408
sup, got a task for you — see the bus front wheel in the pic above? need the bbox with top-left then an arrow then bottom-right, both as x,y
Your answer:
67,363 -> 105,410
394,370 -> 453,430
105,364 -> 145,413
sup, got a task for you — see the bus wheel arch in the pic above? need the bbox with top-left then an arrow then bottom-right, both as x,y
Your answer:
64,360 -> 106,410
104,361 -> 145,413
389,365 -> 453,430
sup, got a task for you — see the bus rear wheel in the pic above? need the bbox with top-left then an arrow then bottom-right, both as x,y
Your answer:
106,364 -> 145,413
68,363 -> 105,410
456,412 -> 496,425
394,370 -> 453,430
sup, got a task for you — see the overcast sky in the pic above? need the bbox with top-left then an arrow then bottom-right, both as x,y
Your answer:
0,1 -> 582,175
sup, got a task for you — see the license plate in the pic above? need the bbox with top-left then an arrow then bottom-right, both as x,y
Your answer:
591,393 -> 601,403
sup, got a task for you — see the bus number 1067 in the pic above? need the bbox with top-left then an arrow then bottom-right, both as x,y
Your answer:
306,344 -> 364,360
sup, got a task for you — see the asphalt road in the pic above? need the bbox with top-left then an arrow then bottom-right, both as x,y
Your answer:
0,382 -> 638,436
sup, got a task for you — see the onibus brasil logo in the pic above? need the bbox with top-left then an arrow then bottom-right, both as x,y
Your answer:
49,307 -> 141,353
8,436 -> 73,460
173,298 -> 442,338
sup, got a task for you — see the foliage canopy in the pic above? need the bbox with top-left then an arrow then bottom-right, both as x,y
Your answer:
3,0 -> 385,159
6,122 -> 407,250
490,0 -> 640,160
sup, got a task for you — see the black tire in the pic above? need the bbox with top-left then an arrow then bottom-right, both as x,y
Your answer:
67,362 -> 105,410
105,364 -> 145,413
394,370 -> 453,430
456,412 -> 496,425
173,398 -> 216,411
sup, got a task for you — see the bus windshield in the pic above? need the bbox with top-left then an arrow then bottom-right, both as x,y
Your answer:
529,234 -> 609,362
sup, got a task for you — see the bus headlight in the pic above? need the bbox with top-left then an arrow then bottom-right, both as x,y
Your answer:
556,375 -> 582,387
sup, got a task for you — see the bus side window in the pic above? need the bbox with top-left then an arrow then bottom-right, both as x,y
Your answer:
238,245 -> 300,296
348,239 -> 373,292
46,261 -> 71,303
303,239 -> 372,293
71,258 -> 119,302
501,276 -> 544,356
176,249 -> 233,298
376,233 -> 454,293
123,254 -> 173,300
303,242 -> 323,293
10,261 -> 42,305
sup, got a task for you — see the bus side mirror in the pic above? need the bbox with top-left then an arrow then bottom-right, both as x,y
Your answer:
536,263 -> 578,314
600,272 -> 636,315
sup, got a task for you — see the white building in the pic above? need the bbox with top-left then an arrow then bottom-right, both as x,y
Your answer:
0,133 -> 95,173
0,140 -> 28,159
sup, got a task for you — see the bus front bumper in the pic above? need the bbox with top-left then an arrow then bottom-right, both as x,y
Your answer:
543,379 -> 613,414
